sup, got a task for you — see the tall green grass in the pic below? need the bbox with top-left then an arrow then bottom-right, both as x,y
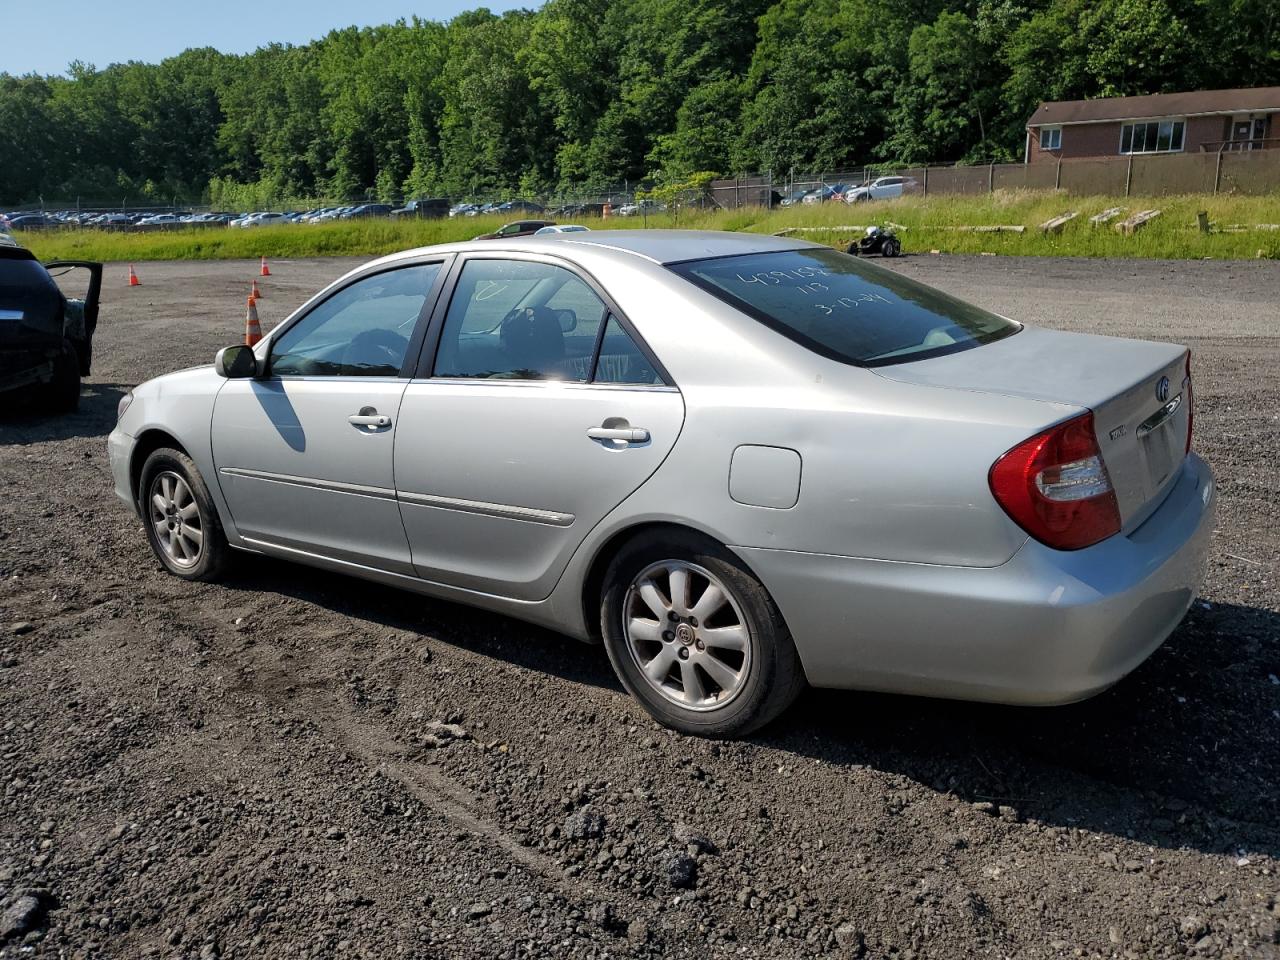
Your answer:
16,191 -> 1280,262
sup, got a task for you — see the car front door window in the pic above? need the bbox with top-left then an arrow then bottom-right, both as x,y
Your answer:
269,264 -> 439,377
433,258 -> 608,381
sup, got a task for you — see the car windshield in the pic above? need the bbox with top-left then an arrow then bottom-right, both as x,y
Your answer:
669,247 -> 1020,366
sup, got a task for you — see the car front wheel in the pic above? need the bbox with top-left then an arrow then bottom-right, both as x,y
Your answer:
600,531 -> 805,737
139,448 -> 229,581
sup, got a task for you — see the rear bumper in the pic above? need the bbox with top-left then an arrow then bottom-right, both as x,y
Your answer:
737,452 -> 1215,705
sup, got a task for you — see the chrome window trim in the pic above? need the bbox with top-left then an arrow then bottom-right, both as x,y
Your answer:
413,377 -> 678,394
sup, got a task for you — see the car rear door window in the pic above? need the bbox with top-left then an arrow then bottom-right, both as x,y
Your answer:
593,315 -> 664,385
269,263 -> 439,377
670,247 -> 1019,366
433,259 -> 607,381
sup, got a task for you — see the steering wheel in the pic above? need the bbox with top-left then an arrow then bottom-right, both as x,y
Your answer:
343,327 -> 409,373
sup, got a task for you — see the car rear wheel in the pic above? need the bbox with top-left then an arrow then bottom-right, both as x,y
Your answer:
600,531 -> 805,737
139,448 -> 229,581
883,237 -> 901,258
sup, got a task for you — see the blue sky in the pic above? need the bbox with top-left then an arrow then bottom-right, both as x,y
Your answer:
4,1 -> 541,76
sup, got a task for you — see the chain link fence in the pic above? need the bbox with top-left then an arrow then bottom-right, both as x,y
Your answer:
709,150 -> 1280,209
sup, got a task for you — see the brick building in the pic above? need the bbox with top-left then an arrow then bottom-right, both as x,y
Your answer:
1025,86 -> 1280,163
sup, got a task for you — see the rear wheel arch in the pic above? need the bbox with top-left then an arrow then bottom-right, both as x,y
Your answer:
579,521 -> 782,642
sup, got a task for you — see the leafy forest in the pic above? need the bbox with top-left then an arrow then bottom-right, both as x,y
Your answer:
1,0 -> 1277,205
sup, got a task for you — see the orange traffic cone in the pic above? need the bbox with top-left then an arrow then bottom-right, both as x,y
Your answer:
259,256 -> 271,277
128,264 -> 141,286
244,296 -> 263,346
251,278 -> 264,299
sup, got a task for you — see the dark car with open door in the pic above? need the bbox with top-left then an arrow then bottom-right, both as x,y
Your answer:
0,246 -> 103,412
472,219 -> 556,241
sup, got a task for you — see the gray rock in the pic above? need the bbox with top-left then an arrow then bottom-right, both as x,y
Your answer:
673,822 -> 717,855
1,894 -> 47,942
971,801 -> 996,815
1179,916 -> 1207,939
420,721 -> 468,748
834,923 -> 865,954
10,622 -> 34,636
665,853 -> 697,889
323,827 -> 345,841
466,903 -> 492,920
563,810 -> 606,841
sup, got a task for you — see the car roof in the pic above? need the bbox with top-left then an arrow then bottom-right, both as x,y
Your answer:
360,230 -> 821,277
548,230 -> 817,264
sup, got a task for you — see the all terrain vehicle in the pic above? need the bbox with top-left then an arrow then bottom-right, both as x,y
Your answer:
847,225 -> 902,258
0,246 -> 103,412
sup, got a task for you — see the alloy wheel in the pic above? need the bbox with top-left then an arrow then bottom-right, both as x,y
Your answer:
148,471 -> 204,568
623,560 -> 752,711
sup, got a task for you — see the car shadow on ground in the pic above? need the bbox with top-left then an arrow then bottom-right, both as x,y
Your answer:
222,553 -> 1279,860
764,600 -> 1280,860
0,382 -> 129,443
221,554 -> 625,694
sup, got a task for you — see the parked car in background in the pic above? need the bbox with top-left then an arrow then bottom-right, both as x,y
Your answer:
473,220 -> 556,240
393,198 -> 451,219
138,214 -> 183,226
6,214 -> 55,230
494,200 -> 546,215
534,224 -> 589,235
802,184 -> 849,204
779,188 -> 817,207
1,246 -> 102,412
845,176 -> 920,203
237,212 -> 290,228
343,204 -> 394,219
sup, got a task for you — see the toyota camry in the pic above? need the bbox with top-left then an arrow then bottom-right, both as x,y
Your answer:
108,231 -> 1214,736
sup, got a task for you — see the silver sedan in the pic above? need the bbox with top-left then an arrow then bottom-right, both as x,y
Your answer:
108,231 -> 1215,736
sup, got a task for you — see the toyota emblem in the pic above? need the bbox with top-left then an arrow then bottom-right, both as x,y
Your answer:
1155,376 -> 1170,403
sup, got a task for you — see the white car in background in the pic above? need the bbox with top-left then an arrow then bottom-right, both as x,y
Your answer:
534,225 -> 590,235
239,213 -> 289,228
845,176 -> 920,203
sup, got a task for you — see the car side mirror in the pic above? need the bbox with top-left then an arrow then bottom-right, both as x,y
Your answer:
215,344 -> 258,378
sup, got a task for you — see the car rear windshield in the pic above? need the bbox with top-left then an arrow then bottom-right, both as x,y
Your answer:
669,247 -> 1020,366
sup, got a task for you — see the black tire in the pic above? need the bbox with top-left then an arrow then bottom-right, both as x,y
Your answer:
600,530 -> 806,738
883,238 -> 901,258
47,340 -> 81,413
138,447 -> 230,582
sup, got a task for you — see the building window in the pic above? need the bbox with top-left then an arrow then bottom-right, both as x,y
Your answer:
1120,119 -> 1185,154
1039,126 -> 1062,150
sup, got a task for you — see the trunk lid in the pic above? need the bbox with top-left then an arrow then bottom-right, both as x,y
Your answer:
872,324 -> 1190,527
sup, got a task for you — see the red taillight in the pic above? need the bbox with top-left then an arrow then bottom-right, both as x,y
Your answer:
989,411 -> 1121,551
1184,350 -> 1193,454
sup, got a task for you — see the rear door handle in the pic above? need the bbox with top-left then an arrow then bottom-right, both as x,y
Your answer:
587,425 -> 649,443
349,414 -> 392,428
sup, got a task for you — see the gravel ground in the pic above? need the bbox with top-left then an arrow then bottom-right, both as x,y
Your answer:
1,254 -> 1278,960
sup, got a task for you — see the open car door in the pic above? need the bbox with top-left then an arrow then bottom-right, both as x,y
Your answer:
44,260 -> 103,374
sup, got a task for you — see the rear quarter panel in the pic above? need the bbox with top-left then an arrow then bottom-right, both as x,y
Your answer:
545,253 -> 1075,573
